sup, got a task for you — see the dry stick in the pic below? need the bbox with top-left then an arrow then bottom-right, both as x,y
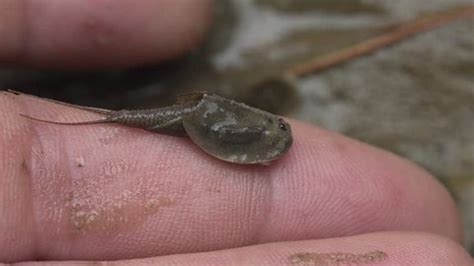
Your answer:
285,6 -> 474,77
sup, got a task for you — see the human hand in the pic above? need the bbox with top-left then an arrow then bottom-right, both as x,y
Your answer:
2,92 -> 471,265
0,1 -> 472,265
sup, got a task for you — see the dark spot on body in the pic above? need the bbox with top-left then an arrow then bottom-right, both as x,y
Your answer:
21,159 -> 27,171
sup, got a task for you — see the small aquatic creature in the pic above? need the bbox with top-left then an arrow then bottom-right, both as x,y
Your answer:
11,91 -> 293,164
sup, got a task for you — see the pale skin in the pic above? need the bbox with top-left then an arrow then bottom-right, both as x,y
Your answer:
0,1 -> 472,265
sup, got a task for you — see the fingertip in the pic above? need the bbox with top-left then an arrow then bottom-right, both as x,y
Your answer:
0,0 -> 213,68
267,120 -> 462,241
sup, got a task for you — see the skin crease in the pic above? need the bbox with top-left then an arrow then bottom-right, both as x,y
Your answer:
15,232 -> 469,265
0,0 -> 470,265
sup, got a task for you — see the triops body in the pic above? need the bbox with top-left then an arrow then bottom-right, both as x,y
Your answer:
14,91 -> 293,164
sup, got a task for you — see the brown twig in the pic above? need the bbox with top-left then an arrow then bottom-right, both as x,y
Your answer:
285,6 -> 474,77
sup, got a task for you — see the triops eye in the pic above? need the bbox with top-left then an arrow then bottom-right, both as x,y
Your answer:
278,121 -> 288,131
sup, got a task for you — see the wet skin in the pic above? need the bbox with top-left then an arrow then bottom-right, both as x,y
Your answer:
13,91 -> 293,164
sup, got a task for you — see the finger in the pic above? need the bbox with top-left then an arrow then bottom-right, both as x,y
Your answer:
0,0 -> 212,67
0,92 -> 461,262
13,232 -> 473,265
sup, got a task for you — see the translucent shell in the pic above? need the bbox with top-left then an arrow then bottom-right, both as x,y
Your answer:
182,93 -> 293,164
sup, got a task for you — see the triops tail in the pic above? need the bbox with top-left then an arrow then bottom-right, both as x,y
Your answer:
19,114 -> 109,125
7,90 -> 112,115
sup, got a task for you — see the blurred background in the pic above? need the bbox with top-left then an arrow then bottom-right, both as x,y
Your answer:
1,0 -> 473,254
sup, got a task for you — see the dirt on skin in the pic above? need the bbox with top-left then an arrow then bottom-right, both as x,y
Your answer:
289,250 -> 387,265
